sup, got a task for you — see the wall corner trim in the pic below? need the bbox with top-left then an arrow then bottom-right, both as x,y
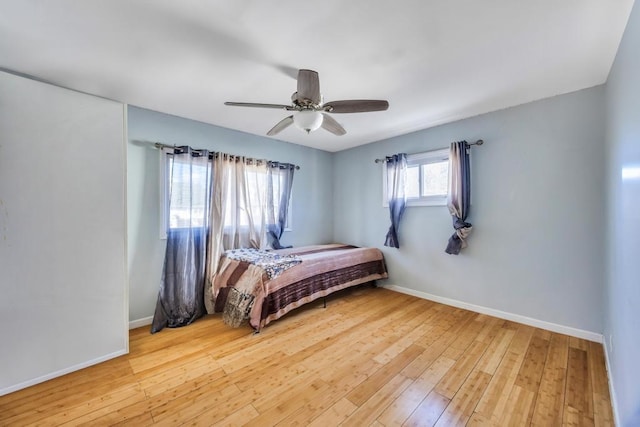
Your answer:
382,284 -> 603,343
602,339 -> 621,426
129,316 -> 153,330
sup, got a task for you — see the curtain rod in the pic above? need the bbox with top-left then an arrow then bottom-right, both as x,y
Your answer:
154,142 -> 300,170
374,139 -> 483,164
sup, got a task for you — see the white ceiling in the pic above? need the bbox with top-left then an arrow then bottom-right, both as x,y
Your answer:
0,1 -> 635,152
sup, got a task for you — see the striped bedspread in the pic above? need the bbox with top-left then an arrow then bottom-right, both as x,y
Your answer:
212,244 -> 388,330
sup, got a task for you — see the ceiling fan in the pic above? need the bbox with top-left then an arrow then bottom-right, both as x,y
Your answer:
224,69 -> 389,136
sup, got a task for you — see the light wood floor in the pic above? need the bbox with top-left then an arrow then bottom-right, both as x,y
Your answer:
0,287 -> 613,426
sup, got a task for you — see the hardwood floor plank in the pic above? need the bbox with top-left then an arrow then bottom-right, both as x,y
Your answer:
498,384 -> 537,426
434,339 -> 489,399
400,311 -> 474,380
588,341 -> 610,397
474,324 -> 534,422
342,373 -> 413,427
372,303 -> 441,365
566,347 -> 594,417
569,336 -> 589,351
276,382 -> 353,426
416,307 -> 471,348
0,288 -> 614,427
213,404 -> 260,427
377,355 -> 455,426
140,358 -> 225,397
109,411 -> 156,427
152,383 -> 244,426
563,404 -> 595,427
321,353 -> 382,395
466,412 -> 495,426
99,368 -> 236,425
19,383 -> 145,426
440,313 -> 487,360
587,342 -> 613,427
307,397 -> 357,427
249,368 -> 319,414
346,344 -> 424,407
593,392 -> 614,427
531,333 -> 569,426
514,335 -> 551,393
475,326 -> 516,375
402,390 -> 450,427
433,369 -> 492,426
57,387 -> 149,426
244,379 -> 332,427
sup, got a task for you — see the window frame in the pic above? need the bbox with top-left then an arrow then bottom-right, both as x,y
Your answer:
382,147 -> 450,208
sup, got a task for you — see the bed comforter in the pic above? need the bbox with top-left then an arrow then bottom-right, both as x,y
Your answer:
212,244 -> 388,330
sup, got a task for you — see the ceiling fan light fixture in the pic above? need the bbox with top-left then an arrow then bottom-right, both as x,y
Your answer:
294,110 -> 323,134
225,68 -> 387,136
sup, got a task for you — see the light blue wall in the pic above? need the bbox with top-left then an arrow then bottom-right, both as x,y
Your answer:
127,106 -> 334,321
333,86 -> 606,334
604,0 -> 640,425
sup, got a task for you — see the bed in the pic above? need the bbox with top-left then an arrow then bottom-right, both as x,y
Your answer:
212,244 -> 388,331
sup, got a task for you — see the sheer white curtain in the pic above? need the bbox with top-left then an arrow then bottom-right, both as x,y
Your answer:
205,154 -> 270,312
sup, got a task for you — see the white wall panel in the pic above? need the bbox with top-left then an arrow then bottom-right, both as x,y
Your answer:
0,72 -> 127,395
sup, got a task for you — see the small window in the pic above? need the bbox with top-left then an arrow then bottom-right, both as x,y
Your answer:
382,148 -> 449,207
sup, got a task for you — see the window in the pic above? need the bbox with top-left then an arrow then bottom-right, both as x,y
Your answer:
382,148 -> 449,207
159,150 -> 292,239
219,164 -> 292,231
167,155 -> 211,229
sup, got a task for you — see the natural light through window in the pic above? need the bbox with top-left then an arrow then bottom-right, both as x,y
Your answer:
382,148 -> 450,207
160,151 -> 291,238
422,160 -> 449,197
167,156 -> 211,229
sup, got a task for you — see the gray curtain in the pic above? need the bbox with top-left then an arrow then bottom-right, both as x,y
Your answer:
384,153 -> 408,248
266,162 -> 295,249
445,141 -> 472,255
151,147 -> 212,333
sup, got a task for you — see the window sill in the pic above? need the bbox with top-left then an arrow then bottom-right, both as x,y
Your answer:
383,197 -> 447,208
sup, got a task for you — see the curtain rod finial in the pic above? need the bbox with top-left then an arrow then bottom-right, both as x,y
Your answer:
466,139 -> 484,147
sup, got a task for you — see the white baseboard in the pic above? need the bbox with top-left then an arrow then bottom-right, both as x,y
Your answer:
602,338 -> 621,427
0,349 -> 128,397
382,284 -> 603,343
129,316 -> 153,330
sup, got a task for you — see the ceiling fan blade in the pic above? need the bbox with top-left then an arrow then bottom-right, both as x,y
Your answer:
225,101 -> 293,110
323,100 -> 389,113
266,115 -> 294,136
296,69 -> 321,105
321,113 -> 346,136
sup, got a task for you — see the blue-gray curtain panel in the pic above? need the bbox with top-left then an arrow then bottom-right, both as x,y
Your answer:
445,141 -> 473,255
266,161 -> 295,249
384,153 -> 408,248
151,147 -> 212,333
